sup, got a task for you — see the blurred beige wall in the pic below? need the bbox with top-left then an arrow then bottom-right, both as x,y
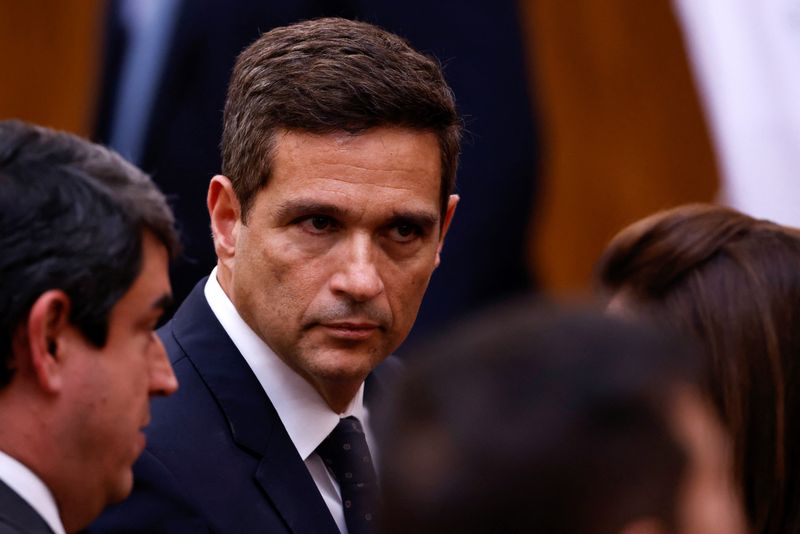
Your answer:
0,0 -> 105,136
521,0 -> 719,294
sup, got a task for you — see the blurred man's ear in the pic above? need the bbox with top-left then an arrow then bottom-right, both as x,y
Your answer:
15,290 -> 72,394
208,175 -> 241,268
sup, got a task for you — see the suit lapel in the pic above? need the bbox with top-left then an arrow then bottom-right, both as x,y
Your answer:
255,444 -> 341,533
0,478 -> 55,534
168,280 -> 339,533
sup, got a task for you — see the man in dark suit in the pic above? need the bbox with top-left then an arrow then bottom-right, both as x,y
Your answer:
92,17 -> 460,533
0,120 -> 179,533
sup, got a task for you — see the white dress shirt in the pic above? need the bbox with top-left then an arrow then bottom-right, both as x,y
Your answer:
0,449 -> 66,534
204,268 -> 374,534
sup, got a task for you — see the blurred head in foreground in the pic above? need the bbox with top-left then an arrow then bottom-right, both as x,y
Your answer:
598,203 -> 800,533
0,120 -> 179,532
378,302 -> 745,534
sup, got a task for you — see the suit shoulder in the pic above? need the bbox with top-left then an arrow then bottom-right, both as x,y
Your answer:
88,449 -> 211,533
0,480 -> 53,534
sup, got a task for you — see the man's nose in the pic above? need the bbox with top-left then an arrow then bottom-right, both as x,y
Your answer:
329,234 -> 385,302
148,335 -> 179,397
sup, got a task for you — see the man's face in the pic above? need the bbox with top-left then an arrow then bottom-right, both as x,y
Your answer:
61,231 -> 177,511
223,127 -> 456,404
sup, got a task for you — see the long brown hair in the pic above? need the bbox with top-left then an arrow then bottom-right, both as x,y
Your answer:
597,203 -> 800,533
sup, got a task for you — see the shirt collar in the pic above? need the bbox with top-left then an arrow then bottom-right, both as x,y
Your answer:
203,268 -> 369,460
0,449 -> 66,534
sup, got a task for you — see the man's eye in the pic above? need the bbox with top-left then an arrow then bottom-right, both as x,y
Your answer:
389,223 -> 422,243
311,216 -> 330,230
299,215 -> 337,233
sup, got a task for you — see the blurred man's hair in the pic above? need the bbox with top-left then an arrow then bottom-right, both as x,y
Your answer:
378,301 -> 700,534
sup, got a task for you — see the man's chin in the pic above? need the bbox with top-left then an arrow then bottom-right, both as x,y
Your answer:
306,346 -> 387,382
108,470 -> 135,504
310,360 -> 375,385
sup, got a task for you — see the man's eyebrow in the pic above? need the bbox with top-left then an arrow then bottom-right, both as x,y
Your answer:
389,210 -> 439,229
274,200 -> 440,228
274,200 -> 351,220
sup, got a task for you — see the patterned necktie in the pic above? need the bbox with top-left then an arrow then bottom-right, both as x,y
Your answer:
316,416 -> 379,534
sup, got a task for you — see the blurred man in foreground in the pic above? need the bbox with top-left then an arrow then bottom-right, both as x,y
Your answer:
0,120 -> 179,533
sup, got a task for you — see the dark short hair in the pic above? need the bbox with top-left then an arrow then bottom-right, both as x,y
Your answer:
597,203 -> 800,533
378,301 -> 699,534
0,120 -> 179,388
221,17 -> 462,221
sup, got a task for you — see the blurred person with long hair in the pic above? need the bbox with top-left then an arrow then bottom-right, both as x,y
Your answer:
598,203 -> 800,533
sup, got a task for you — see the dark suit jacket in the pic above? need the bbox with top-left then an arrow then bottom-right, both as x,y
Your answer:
0,479 -> 54,534
90,278 -> 400,533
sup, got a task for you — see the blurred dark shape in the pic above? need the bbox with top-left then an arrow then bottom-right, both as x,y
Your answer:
94,0 -> 538,341
598,203 -> 800,534
377,301 -> 743,533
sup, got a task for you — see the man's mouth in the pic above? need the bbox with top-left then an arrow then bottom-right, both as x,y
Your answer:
318,321 -> 381,340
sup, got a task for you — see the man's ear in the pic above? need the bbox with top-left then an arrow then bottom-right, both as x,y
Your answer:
208,175 -> 241,269
16,290 -> 72,394
434,194 -> 459,269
